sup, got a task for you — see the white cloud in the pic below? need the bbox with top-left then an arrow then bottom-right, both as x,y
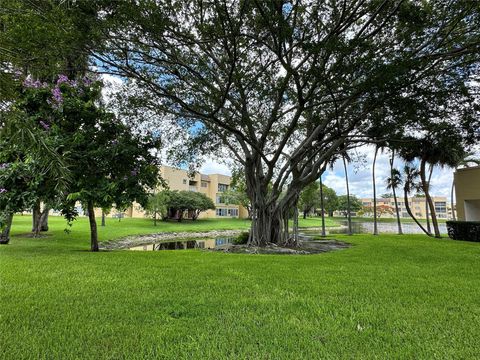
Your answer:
199,159 -> 232,175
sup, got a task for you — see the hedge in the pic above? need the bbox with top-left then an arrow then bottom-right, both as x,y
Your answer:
446,220 -> 480,242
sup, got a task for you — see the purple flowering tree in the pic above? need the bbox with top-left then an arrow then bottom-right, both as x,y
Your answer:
19,75 -> 161,251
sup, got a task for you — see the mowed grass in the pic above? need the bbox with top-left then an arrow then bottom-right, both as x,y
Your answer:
7,215 -> 339,247
1,217 -> 480,359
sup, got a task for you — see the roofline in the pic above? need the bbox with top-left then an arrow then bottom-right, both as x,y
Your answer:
455,165 -> 480,172
160,165 -> 231,178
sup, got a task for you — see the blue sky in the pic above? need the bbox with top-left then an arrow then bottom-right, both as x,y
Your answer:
199,145 -> 457,201
101,74 -> 458,202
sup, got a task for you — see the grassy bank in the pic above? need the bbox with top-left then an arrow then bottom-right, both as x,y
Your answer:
1,217 -> 479,358
8,215 -> 339,246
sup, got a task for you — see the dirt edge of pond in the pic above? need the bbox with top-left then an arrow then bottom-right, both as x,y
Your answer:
212,240 -> 351,255
101,230 -> 351,255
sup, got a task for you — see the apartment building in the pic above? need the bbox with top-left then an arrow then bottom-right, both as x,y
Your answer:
454,166 -> 480,221
124,165 -> 248,219
360,196 -> 449,219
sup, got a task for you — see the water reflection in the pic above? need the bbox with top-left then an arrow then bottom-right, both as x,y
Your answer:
129,237 -> 235,251
301,220 -> 447,236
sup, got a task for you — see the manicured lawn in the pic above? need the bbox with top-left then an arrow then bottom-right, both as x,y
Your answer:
7,215 -> 340,246
1,217 -> 480,359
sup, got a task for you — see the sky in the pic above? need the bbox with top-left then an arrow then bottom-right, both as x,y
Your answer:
102,73 -> 458,203
199,147 -> 456,202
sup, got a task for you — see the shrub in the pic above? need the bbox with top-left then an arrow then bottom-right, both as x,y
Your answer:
446,221 -> 480,242
233,232 -> 250,245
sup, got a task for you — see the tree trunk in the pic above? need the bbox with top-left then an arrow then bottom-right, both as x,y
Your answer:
0,213 -> 13,244
244,158 -> 300,247
101,211 -> 106,227
293,206 -> 299,245
343,156 -> 353,235
303,210 -> 307,219
87,201 -> 99,252
372,145 -> 379,236
40,211 -> 49,231
404,188 -> 431,236
33,208 -> 49,237
420,159 -> 441,238
319,176 -> 326,237
389,150 -> 403,235
451,177 -> 456,220
250,203 -> 283,246
32,201 -> 41,232
425,164 -> 434,233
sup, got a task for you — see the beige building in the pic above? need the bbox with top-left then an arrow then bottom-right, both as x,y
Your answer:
454,166 -> 480,221
361,196 -> 449,219
123,165 -> 248,219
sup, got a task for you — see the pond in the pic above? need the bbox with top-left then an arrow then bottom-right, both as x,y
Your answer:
128,220 -> 447,251
300,220 -> 447,236
129,237 -> 236,251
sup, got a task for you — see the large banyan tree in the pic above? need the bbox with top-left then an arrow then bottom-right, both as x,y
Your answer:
90,0 -> 480,246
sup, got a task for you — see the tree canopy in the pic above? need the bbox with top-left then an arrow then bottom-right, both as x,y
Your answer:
88,0 -> 480,245
167,191 -> 215,221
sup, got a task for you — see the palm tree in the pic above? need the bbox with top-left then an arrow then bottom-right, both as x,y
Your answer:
450,154 -> 480,220
319,175 -> 326,237
372,144 -> 380,235
386,158 -> 403,235
425,164 -> 434,234
403,165 -> 431,236
342,154 -> 353,236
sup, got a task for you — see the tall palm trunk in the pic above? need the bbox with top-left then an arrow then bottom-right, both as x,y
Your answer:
343,155 -> 353,235
404,188 -> 431,236
425,164 -> 433,233
389,150 -> 402,235
420,158 -> 441,238
319,175 -> 326,237
87,201 -> 99,252
372,145 -> 379,235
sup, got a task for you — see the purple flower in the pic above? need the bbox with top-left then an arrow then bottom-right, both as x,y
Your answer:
130,170 -> 138,176
23,78 -> 47,89
39,120 -> 50,130
0,163 -> 9,170
83,76 -> 93,86
0,188 -> 7,194
112,140 -> 119,145
51,87 -> 63,107
56,74 -> 69,85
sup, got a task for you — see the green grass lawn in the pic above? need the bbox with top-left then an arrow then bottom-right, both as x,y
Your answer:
1,217 -> 480,359
7,215 -> 340,246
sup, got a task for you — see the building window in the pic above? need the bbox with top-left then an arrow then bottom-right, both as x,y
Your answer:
201,181 -> 208,188
218,183 -> 228,192
216,208 -> 238,217
183,179 -> 187,184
